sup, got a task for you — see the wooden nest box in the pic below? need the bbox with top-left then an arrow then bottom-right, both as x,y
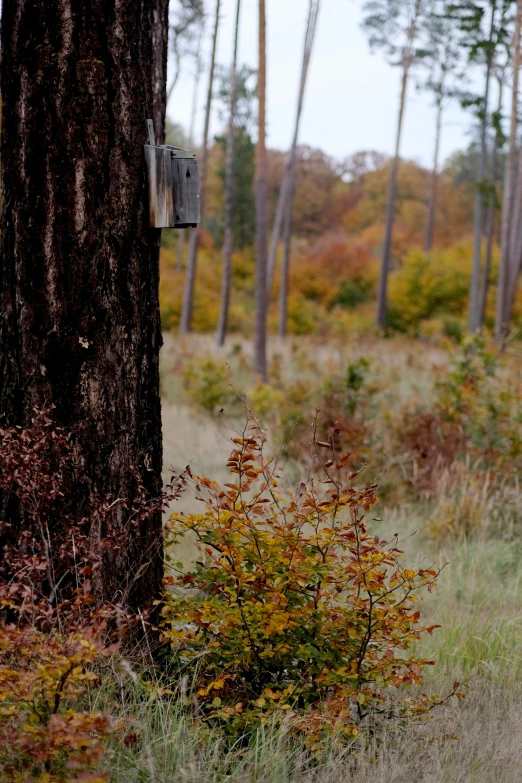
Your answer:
144,119 -> 200,229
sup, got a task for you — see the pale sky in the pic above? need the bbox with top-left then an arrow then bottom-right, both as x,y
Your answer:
168,0 -> 475,169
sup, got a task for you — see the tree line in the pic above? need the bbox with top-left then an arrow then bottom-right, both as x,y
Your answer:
171,0 -> 522,355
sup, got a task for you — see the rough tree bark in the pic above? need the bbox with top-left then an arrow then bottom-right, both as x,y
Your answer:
180,0 -> 221,334
216,0 -> 242,347
254,0 -> 268,381
0,0 -> 168,613
267,0 -> 319,291
495,0 -> 521,343
469,0 -> 496,334
375,0 -> 421,330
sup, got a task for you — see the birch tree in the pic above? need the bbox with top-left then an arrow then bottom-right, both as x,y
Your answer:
362,0 -> 427,330
180,0 -> 221,334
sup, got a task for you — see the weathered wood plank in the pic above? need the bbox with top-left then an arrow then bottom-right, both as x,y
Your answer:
144,140 -> 200,228
172,157 -> 200,227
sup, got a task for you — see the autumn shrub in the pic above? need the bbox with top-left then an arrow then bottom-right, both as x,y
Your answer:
387,245 -> 472,334
0,410 -> 185,782
397,337 -> 522,498
182,354 -> 235,414
0,625 -> 122,783
161,420 -> 456,746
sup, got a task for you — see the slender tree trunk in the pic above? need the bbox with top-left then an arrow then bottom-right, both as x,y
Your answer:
480,71 -> 504,329
0,0 -> 167,612
176,44 -> 204,273
376,60 -> 410,329
216,0 -> 242,347
267,0 -> 319,291
254,0 -> 268,381
506,162 -> 522,318
425,92 -> 443,253
375,0 -> 421,330
481,204 -> 496,327
469,0 -> 496,333
153,0 -> 170,144
278,183 -> 295,338
180,0 -> 221,334
495,4 -> 521,343
189,38 -> 203,149
176,230 -> 185,270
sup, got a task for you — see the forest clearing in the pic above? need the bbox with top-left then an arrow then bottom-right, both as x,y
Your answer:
4,0 -> 522,780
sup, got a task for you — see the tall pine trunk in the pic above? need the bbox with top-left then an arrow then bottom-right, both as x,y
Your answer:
278,181 -> 295,338
0,0 -> 168,612
425,91 -> 443,253
375,0 -> 421,330
376,60 -> 409,328
469,0 -> 496,333
180,0 -> 221,334
267,0 -> 319,291
254,0 -> 268,381
495,1 -> 521,343
506,161 -> 522,318
216,0 -> 242,347
480,71 -> 504,328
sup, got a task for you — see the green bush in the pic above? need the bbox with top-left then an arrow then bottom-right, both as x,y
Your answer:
182,355 -> 234,414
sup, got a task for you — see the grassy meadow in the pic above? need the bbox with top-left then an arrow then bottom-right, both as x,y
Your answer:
5,330 -> 522,783
131,330 -> 522,782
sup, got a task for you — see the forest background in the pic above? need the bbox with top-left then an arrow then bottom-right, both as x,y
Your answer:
162,0 -> 521,343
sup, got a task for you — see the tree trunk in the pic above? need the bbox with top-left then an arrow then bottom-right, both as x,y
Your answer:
254,0 -> 268,381
0,0 -> 167,612
375,60 -> 409,329
189,37 -> 204,148
480,70 -> 504,329
495,3 -> 521,343
153,0 -> 170,144
176,44 -> 203,274
176,230 -> 185,270
267,0 -> 319,292
278,184 -> 295,339
375,0 -> 421,330
180,0 -> 221,334
505,161 -> 522,319
469,0 -> 496,334
216,0 -> 242,347
425,92 -> 443,253
480,203 -> 496,327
